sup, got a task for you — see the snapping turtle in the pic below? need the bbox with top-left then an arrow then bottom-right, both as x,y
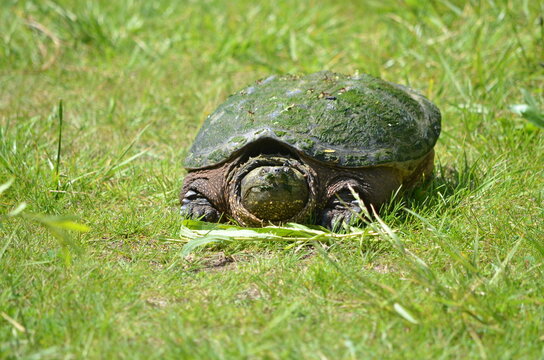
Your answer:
181,71 -> 440,229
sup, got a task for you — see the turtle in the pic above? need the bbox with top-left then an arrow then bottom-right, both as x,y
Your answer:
180,71 -> 441,229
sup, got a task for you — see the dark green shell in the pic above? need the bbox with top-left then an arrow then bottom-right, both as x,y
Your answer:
184,71 -> 441,169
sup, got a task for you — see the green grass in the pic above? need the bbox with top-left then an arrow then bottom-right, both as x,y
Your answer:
1,0 -> 543,358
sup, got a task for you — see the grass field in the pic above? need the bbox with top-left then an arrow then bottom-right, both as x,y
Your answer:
1,0 -> 543,358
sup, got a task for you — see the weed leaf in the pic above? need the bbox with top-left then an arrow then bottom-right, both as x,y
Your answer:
181,235 -> 231,257
510,89 -> 544,128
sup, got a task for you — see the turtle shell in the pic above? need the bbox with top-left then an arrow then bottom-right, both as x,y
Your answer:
184,71 -> 441,169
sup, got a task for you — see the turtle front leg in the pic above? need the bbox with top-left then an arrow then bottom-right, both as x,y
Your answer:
319,188 -> 365,230
180,190 -> 221,222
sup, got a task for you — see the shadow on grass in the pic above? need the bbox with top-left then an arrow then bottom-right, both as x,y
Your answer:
381,156 -> 483,225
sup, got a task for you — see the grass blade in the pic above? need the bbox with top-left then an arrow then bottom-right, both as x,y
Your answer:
393,303 -> 419,325
55,100 -> 63,198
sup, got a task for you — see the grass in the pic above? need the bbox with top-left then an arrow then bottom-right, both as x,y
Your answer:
1,0 -> 543,358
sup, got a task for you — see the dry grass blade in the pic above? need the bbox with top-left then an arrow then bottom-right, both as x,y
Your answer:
25,16 -> 62,70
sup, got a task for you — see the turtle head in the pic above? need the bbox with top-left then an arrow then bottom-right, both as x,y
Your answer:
240,165 -> 308,221
230,155 -> 315,225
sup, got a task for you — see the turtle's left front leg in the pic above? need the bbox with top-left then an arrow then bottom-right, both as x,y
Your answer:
319,188 -> 365,230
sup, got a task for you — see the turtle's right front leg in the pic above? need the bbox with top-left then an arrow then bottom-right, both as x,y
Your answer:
181,167 -> 229,223
180,189 -> 221,222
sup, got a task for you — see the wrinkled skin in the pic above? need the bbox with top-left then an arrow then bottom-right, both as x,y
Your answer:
181,142 -> 434,229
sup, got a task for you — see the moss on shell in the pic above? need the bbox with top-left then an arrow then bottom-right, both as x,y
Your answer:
184,71 -> 441,169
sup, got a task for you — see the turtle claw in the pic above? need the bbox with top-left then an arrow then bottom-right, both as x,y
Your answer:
320,205 -> 361,230
180,192 -> 220,222
319,190 -> 363,230
185,190 -> 197,198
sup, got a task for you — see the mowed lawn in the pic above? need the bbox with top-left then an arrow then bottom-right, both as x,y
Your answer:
1,0 -> 543,358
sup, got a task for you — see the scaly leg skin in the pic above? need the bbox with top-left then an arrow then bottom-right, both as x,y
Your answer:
319,189 -> 364,230
180,190 -> 220,222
